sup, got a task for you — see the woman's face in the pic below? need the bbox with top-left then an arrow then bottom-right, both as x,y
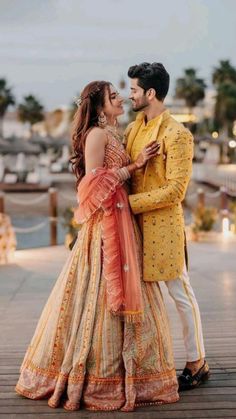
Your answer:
103,85 -> 124,119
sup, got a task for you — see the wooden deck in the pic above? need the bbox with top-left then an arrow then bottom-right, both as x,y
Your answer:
0,241 -> 236,418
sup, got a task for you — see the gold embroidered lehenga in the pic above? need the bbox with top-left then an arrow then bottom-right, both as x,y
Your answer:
15,130 -> 179,411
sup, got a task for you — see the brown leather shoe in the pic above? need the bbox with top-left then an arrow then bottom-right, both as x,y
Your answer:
178,360 -> 210,391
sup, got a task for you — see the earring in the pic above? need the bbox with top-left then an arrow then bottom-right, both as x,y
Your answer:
98,112 -> 107,128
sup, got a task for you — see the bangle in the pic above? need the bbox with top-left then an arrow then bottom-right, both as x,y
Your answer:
117,167 -> 131,181
122,166 -> 131,179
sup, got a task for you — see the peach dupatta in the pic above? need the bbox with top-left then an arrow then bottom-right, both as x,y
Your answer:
74,167 -> 143,323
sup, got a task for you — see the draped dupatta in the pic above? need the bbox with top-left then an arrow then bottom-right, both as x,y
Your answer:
74,167 -> 143,323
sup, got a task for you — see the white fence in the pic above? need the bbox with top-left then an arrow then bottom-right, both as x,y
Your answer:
192,163 -> 236,195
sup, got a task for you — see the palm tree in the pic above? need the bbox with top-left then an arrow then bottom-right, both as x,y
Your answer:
175,68 -> 206,113
119,77 -> 126,90
212,60 -> 236,86
214,81 -> 236,135
0,78 -> 15,138
18,95 -> 44,135
212,60 -> 236,136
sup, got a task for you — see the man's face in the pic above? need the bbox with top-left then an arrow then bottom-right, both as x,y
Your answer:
129,78 -> 149,112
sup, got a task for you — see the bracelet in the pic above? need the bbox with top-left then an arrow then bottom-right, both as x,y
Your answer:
116,166 -> 131,181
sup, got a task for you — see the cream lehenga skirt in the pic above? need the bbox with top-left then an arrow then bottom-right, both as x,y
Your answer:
15,216 -> 179,411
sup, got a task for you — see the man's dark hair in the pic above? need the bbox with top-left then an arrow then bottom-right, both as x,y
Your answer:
128,62 -> 170,101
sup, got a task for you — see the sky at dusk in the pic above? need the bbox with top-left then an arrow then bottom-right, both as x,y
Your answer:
1,0 -> 236,109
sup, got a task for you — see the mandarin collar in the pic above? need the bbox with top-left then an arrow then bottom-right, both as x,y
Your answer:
136,109 -> 170,126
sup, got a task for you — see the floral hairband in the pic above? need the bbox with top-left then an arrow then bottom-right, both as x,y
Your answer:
74,86 -> 101,107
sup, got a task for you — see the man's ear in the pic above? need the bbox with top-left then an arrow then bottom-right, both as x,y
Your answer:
147,88 -> 156,100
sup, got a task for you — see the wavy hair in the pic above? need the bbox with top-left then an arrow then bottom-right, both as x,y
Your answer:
128,62 -> 169,101
70,81 -> 111,187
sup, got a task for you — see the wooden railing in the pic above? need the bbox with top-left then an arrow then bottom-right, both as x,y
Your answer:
0,188 -> 61,246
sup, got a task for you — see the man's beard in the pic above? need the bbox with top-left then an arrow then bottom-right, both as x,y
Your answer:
132,99 -> 149,112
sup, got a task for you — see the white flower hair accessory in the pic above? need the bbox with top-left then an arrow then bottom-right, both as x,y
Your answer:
74,97 -> 83,107
74,86 -> 102,107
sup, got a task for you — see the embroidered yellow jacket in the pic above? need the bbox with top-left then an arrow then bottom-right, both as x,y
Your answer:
125,110 -> 194,281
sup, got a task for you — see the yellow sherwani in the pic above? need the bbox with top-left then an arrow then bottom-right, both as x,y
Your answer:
125,109 -> 194,281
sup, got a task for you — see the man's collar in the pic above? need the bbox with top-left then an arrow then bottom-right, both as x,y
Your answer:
136,109 -> 170,124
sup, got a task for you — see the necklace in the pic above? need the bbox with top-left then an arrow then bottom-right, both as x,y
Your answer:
105,125 -> 123,143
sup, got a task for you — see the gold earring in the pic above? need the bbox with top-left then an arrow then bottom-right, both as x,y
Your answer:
98,112 -> 107,128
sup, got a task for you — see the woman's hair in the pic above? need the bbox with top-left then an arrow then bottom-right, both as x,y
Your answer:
70,80 -> 111,186
128,62 -> 170,101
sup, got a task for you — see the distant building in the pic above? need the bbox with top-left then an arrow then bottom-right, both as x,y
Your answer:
3,107 -> 71,139
166,88 -> 216,124
3,111 -> 30,138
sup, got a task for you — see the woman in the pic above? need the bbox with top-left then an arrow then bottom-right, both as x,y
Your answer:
15,81 -> 179,411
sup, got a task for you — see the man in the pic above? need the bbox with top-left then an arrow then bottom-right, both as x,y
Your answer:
125,62 -> 210,391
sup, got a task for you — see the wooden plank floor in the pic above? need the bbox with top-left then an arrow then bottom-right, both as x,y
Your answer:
0,240 -> 236,418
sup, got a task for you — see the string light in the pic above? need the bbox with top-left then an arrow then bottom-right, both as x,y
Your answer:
212,131 -> 219,139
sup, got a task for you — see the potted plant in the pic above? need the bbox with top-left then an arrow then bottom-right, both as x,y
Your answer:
190,206 -> 218,241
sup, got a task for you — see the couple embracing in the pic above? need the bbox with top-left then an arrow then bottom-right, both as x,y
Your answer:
15,62 -> 209,411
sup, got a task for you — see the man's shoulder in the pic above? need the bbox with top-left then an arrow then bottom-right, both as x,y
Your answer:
124,121 -> 135,134
124,112 -> 143,135
123,121 -> 135,145
164,115 -> 193,139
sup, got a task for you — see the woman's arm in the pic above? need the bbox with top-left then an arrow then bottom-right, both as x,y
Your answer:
85,127 -> 160,182
76,135 -> 160,223
85,127 -> 107,174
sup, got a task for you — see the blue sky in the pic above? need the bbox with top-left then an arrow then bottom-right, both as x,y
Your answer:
0,0 -> 236,109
